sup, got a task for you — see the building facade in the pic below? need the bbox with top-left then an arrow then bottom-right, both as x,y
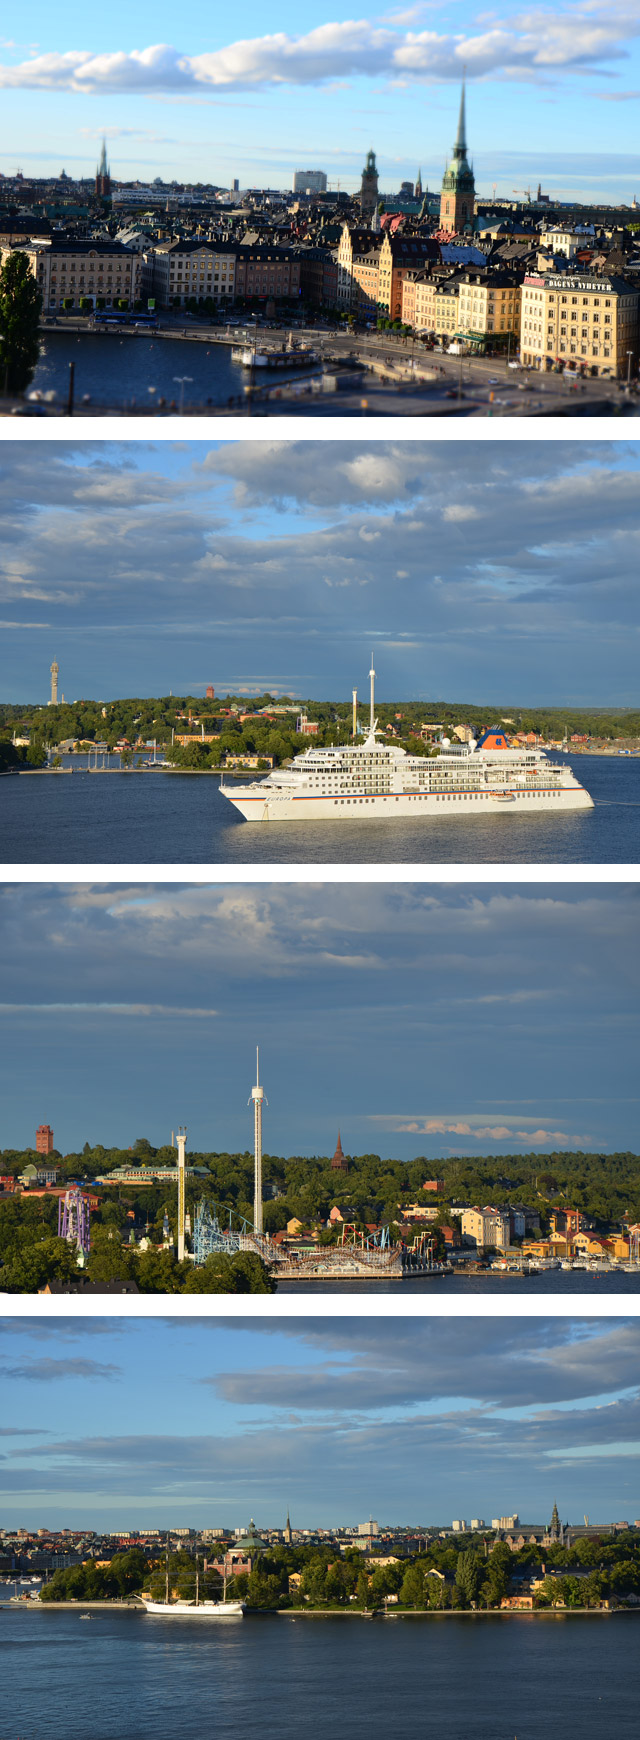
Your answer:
520,271 -> 639,375
457,270 -> 521,347
234,245 -> 301,303
378,233 -> 438,319
336,224 -> 382,313
461,1207 -> 511,1250
145,239 -> 236,308
36,1125 -> 54,1155
2,239 -> 142,310
293,170 -> 327,193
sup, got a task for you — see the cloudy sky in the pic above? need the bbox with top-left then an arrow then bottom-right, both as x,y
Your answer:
2,439 -> 640,706
1,1316 -> 640,1527
2,3 -> 639,199
0,882 -> 637,1157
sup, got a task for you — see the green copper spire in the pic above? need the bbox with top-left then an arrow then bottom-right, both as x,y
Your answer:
454,82 -> 467,158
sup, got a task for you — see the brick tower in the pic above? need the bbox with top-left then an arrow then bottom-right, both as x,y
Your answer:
330,1132 -> 349,1172
439,83 -> 475,235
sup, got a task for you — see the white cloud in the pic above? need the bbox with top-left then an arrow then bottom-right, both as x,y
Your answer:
0,13 -> 635,95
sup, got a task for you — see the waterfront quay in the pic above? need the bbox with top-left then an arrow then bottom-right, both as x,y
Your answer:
12,319 -> 639,418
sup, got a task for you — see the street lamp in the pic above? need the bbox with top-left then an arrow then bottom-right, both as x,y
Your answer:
172,375 -> 192,415
626,349 -> 634,391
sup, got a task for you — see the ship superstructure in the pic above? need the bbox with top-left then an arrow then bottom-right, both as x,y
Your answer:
220,668 -> 594,824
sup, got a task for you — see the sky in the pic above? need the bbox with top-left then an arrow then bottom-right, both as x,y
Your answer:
2,438 -> 640,707
1,1316 -> 640,1528
0,881 -> 637,1158
1,3 -> 639,200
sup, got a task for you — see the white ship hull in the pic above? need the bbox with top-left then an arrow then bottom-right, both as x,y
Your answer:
141,1599 -> 244,1618
224,785 -> 594,823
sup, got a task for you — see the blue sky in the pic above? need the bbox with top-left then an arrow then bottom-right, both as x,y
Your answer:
1,1317 -> 640,1528
0,4 -> 639,199
2,439 -> 640,706
0,882 -> 637,1158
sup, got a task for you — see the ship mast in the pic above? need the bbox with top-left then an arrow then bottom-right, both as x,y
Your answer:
369,655 -> 375,735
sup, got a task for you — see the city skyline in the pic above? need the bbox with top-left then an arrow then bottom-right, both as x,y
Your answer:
0,1316 -> 639,1527
0,882 -> 637,1157
2,440 -> 640,705
1,3 -> 639,200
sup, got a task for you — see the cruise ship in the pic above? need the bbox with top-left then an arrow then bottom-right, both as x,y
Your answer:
219,666 -> 594,824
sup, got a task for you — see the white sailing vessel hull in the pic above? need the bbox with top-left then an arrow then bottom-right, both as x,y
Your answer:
224,784 -> 594,823
219,665 -> 595,825
141,1599 -> 244,1618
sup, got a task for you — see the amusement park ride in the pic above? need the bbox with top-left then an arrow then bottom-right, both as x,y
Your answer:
54,1052 -> 451,1283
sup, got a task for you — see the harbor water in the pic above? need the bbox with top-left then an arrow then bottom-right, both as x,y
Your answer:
30,330 -> 309,409
2,754 -> 639,863
1,1604 -> 637,1740
277,1267 -> 640,1293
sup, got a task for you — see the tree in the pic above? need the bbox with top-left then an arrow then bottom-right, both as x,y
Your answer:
2,1235 -> 78,1293
0,251 -> 42,395
182,1251 -> 276,1294
401,1564 -> 425,1608
87,1228 -> 136,1285
455,1549 -> 481,1607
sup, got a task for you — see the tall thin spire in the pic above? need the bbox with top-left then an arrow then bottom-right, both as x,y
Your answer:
454,81 -> 467,157
250,1047 -> 266,1234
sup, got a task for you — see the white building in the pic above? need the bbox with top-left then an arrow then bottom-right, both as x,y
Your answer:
293,170 -> 327,194
461,1207 -> 510,1250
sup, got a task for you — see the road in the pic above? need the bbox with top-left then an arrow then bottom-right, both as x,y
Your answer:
10,315 -> 639,418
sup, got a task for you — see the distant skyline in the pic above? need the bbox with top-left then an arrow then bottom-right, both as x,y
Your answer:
1,441 -> 640,707
1,1317 -> 639,1528
1,3 -> 640,200
0,882 -> 637,1158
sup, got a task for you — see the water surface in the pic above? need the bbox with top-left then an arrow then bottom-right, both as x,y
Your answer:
0,1606 -> 636,1740
2,755 -> 638,864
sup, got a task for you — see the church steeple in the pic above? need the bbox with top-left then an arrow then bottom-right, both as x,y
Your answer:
439,80 -> 475,236
454,82 -> 467,158
330,1131 -> 349,1172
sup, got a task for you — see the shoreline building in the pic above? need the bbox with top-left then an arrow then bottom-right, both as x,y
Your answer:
439,84 -> 475,236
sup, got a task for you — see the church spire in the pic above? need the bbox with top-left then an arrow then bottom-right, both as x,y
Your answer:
454,81 -> 467,158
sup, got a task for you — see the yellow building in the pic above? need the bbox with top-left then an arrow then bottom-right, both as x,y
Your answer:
402,271 -> 461,340
336,224 -> 381,314
457,272 -> 521,348
377,232 -> 437,320
147,240 -> 236,307
520,270 -> 639,377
